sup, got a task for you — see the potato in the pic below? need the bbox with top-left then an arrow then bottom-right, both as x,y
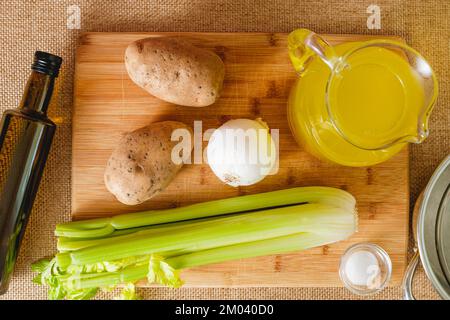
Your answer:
125,37 -> 225,107
104,121 -> 193,205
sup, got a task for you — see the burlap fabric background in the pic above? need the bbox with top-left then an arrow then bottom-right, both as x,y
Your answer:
0,0 -> 449,300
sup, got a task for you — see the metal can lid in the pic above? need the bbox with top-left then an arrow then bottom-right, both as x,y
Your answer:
418,155 -> 450,299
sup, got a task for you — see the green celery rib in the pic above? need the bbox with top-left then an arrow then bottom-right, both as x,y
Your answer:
166,232 -> 349,269
57,215 -> 235,251
56,203 -> 356,269
109,186 -> 355,229
55,224 -> 116,239
57,225 -> 153,246
64,264 -> 149,290
56,217 -> 112,230
55,187 -> 356,239
64,231 -> 350,290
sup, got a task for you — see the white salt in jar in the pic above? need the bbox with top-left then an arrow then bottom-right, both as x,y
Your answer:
339,243 -> 392,295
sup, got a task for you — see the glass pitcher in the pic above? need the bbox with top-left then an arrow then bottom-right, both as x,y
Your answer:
287,29 -> 438,167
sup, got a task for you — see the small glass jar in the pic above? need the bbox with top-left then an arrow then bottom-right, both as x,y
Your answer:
339,242 -> 392,295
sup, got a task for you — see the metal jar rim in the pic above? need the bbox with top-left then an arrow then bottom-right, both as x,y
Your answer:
417,155 -> 450,299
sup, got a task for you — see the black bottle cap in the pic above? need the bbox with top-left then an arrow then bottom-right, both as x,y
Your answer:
31,51 -> 63,77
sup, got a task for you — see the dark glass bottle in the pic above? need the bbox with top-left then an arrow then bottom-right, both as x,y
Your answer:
0,51 -> 62,294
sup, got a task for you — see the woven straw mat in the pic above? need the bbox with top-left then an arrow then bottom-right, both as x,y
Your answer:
0,0 -> 449,300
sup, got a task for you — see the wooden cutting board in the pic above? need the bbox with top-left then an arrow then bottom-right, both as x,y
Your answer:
72,32 -> 409,287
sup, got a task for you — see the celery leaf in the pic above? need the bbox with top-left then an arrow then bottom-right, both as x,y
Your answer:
147,255 -> 184,288
114,283 -> 141,300
31,258 -> 51,273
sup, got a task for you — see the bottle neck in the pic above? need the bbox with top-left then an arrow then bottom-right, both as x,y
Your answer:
19,71 -> 56,114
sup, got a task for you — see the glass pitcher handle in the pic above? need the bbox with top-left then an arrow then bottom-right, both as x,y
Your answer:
288,29 -> 338,74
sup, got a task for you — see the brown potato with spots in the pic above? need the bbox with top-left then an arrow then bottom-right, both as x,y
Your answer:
125,37 -> 225,107
104,121 -> 193,205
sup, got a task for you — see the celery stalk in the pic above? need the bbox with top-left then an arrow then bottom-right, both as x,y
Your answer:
33,186 -> 358,299
56,203 -> 356,268
55,187 -> 355,239
166,232 -> 347,270
55,224 -> 116,239
64,264 -> 149,290
57,215 -> 236,251
61,232 -> 350,290
56,217 -> 112,231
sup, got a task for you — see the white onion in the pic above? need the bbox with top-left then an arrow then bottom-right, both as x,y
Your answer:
206,118 -> 277,187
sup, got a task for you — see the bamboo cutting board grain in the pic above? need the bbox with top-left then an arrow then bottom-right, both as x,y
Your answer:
72,32 -> 409,287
